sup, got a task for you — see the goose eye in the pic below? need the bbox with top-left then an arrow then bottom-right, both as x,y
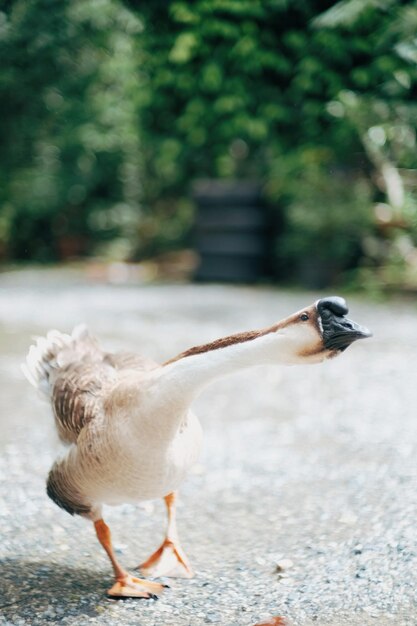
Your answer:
300,313 -> 309,321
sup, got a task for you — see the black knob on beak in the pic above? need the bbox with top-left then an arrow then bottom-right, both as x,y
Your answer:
317,296 -> 349,317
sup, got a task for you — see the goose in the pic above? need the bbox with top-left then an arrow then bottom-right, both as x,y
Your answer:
22,296 -> 370,599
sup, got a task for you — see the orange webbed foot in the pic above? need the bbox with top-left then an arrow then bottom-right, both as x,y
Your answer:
138,538 -> 194,579
107,573 -> 167,599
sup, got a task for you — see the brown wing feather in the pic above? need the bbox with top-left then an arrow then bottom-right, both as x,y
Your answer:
51,350 -> 158,444
51,361 -> 115,444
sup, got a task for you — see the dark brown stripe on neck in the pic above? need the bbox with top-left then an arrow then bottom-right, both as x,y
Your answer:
164,324 -> 281,366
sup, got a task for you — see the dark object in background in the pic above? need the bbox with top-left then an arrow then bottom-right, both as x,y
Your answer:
193,180 -> 267,283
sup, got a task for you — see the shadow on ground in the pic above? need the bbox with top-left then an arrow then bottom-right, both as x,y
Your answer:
0,558 -> 120,620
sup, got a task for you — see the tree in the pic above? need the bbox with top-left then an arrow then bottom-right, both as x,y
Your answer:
0,0 -> 144,260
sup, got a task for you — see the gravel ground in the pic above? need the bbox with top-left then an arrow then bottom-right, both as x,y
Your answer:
1,268 -> 417,626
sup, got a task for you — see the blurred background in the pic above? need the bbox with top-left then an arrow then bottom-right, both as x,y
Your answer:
1,0 -> 417,291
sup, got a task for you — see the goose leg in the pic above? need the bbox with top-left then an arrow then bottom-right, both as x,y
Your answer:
94,518 -> 166,598
138,492 -> 194,579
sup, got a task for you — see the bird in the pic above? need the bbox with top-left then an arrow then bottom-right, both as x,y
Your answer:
22,296 -> 370,599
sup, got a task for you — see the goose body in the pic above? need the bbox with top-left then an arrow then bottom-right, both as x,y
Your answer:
23,296 -> 370,598
24,329 -> 203,518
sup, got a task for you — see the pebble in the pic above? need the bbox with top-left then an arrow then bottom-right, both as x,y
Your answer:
275,559 -> 294,572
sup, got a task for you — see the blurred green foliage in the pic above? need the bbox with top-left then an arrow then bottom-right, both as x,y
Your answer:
1,0 -> 144,260
1,0 -> 417,287
136,0 -> 417,284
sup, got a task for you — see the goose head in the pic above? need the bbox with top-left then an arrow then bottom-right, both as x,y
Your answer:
269,296 -> 371,365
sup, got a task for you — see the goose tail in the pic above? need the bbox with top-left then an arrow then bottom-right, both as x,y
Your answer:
21,324 -> 93,397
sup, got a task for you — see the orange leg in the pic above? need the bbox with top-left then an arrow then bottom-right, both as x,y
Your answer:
138,492 -> 194,579
94,519 -> 166,598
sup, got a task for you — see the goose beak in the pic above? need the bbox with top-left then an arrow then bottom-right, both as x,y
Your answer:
317,296 -> 372,352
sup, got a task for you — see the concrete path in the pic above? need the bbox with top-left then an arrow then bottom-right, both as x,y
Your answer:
1,268 -> 416,626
